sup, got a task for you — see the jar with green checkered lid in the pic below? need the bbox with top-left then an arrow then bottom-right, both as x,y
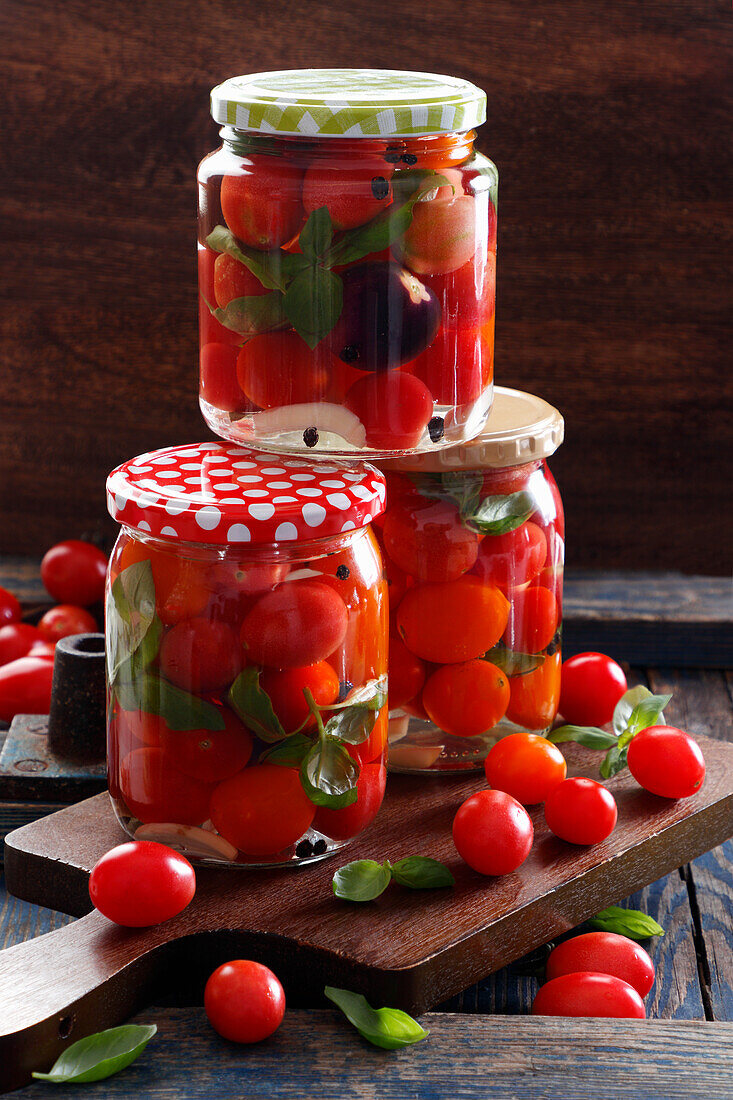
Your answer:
198,69 -> 497,459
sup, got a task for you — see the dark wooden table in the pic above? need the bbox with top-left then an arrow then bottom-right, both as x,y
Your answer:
1,569 -> 731,1098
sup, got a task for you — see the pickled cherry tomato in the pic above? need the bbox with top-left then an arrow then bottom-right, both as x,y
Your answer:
220,157 -> 304,250
421,253 -> 496,331
473,521 -> 547,590
117,540 -> 210,626
120,747 -> 213,826
387,635 -> 426,710
382,553 -> 409,614
213,253 -> 269,308
397,172 -> 477,275
198,248 -> 243,348
345,372 -> 433,451
505,651 -> 561,731
159,618 -> 243,694
503,586 -> 559,654
396,577 -> 509,664
241,581 -> 348,668
346,707 -> 389,767
210,765 -> 315,856
200,343 -> 244,412
382,497 -> 481,583
236,331 -> 331,408
303,156 -> 394,231
481,464 -> 537,497
260,662 -> 339,734
484,733 -> 566,805
411,322 -> 493,405
313,761 -> 386,840
422,659 -> 509,738
171,710 -> 253,783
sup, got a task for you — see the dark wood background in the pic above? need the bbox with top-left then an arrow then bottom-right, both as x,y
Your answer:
1,0 -> 730,572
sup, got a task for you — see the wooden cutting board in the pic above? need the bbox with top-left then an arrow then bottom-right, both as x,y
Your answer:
2,736 -> 733,1093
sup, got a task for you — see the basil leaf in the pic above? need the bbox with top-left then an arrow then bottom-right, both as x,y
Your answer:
333,859 -> 391,902
32,1024 -> 156,1084
324,986 -> 428,1050
115,673 -> 225,732
300,739 -> 359,808
389,856 -> 455,890
259,732 -> 314,766
115,614 -> 163,686
587,905 -> 664,940
626,693 -> 671,735
206,225 -> 308,291
463,490 -> 535,536
106,561 -> 158,686
548,725 -> 619,751
228,668 -> 286,743
442,470 -> 483,515
324,703 -> 378,746
212,291 -> 287,336
484,643 -> 545,677
600,742 -> 627,779
299,206 -> 334,262
612,685 -> 652,737
282,266 -> 344,349
603,689 -> 671,777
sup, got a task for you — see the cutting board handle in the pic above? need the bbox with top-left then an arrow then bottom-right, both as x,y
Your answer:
0,911 -> 166,1092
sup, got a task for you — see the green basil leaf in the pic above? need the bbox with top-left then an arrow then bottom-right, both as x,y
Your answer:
206,225 -> 309,290
32,1024 -> 157,1084
389,856 -> 455,890
324,703 -> 378,746
484,643 -> 545,677
587,905 -> 664,940
333,859 -> 391,902
612,685 -> 652,736
106,561 -> 158,686
114,613 -> 163,686
602,689 -> 671,777
212,291 -> 287,336
298,206 -> 334,262
441,470 -> 483,515
115,673 -> 225,732
324,986 -> 428,1050
282,266 -> 344,349
548,725 -> 619,751
600,741 -> 628,779
626,693 -> 671,736
300,739 -> 359,808
259,732 -> 314,766
463,490 -> 535,536
228,667 -> 286,743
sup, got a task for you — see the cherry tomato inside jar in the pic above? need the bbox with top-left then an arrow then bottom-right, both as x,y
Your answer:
472,521 -> 547,590
423,659 -> 509,738
313,761 -> 386,841
210,764 -> 316,856
453,788 -> 534,875
260,662 -> 340,733
220,155 -> 305,250
396,577 -> 509,664
626,725 -> 705,799
89,841 -> 196,927
505,651 -> 562,731
344,371 -> 434,451
544,777 -> 618,845
532,972 -> 645,1019
546,932 -> 655,998
120,746 -> 214,826
241,581 -> 348,669
559,652 -> 628,727
303,155 -> 394,231
484,732 -> 566,805
205,959 -> 286,1044
383,496 -> 481,583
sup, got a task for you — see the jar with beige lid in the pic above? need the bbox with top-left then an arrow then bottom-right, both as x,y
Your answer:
375,387 -> 564,772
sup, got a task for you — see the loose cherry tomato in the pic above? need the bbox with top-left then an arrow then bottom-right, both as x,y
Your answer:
120,747 -> 214,825
396,577 -> 509,664
453,788 -> 533,875
546,932 -> 655,997
472,521 -> 547,590
0,623 -> 43,666
383,496 -> 481,582
0,656 -> 55,722
241,582 -> 348,669
313,761 -> 386,841
485,732 -> 566,805
559,652 -> 628,727
213,252 -> 269,308
411,322 -> 494,405
116,539 -> 210,626
220,157 -> 304,250
40,540 -> 108,607
89,841 -> 196,927
200,343 -> 245,412
423,659 -> 509,738
236,331 -> 331,408
159,618 -> 243,695
502,586 -> 559,654
303,155 -> 394,230
505,651 -> 562,731
387,635 -> 426,710
210,765 -> 315,856
28,640 -> 57,660
345,371 -> 434,451
38,605 -> 97,643
532,972 -> 645,1019
0,586 -> 21,627
205,959 -> 286,1044
260,662 -> 340,733
627,725 -> 705,798
544,777 -> 618,845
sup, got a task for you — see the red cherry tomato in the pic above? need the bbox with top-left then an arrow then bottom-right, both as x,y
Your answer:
0,656 -> 55,722
313,761 -> 386,841
163,709 -> 253,783
421,254 -> 496,332
303,156 -> 394,231
205,959 -> 286,1044
396,172 -> 477,275
387,635 -> 426,710
28,640 -> 56,660
38,605 -> 97,643
0,623 -> 43,666
236,331 -> 331,408
41,540 -> 108,606
546,932 -> 655,998
484,732 -> 567,805
116,539 -> 210,626
502,586 -> 559,654
260,662 -> 340,733
213,252 -> 269,308
220,157 -> 304,250
544,777 -> 618,845
0,586 -> 21,627
452,788 -> 534,875
397,577 -> 509,664
472,522 -> 547,590
158,618 -> 243,695
505,651 -> 562,731
532,972 -> 645,1019
383,496 -> 481,583
559,652 -> 628,727
198,249 -> 243,347
345,371 -> 434,451
210,765 -> 315,856
627,725 -> 705,799
120,746 -> 214,826
200,343 -> 244,412
411,322 -> 494,405
241,582 -> 348,669
423,659 -> 509,738
89,841 -> 195,927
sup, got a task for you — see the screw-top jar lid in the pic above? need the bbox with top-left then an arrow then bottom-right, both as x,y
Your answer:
210,69 -> 486,138
106,442 -> 386,546
383,388 -> 564,473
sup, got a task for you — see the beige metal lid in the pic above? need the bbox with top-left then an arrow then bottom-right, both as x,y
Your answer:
384,387 -> 564,472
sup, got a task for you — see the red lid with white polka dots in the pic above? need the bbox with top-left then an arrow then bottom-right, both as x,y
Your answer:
106,442 -> 386,546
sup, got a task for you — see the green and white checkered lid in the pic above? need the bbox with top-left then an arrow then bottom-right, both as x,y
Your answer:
210,68 -> 486,138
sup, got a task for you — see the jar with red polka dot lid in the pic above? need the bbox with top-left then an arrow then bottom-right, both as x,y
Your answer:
105,441 -> 388,866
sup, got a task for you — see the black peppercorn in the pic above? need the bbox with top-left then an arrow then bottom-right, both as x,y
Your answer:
401,152 -> 418,165
428,416 -> 445,443
384,151 -> 403,164
296,839 -> 314,858
335,564 -> 350,580
546,630 -> 562,657
312,839 -> 328,855
339,345 -> 360,363
371,176 -> 389,200
303,426 -> 319,448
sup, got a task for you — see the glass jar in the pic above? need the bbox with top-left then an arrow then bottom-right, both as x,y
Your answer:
377,388 -> 564,773
198,69 -> 497,458
105,442 -> 387,866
